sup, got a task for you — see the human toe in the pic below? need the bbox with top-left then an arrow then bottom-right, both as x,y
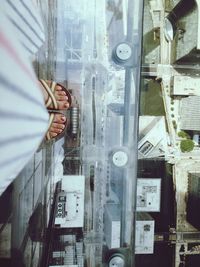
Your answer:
55,85 -> 63,91
57,101 -> 70,110
53,114 -> 66,123
50,126 -> 63,134
56,94 -> 68,101
55,90 -> 66,97
50,132 -> 58,137
51,122 -> 65,130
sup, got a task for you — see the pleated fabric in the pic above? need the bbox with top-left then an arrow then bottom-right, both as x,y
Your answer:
0,0 -> 49,195
4,0 -> 46,57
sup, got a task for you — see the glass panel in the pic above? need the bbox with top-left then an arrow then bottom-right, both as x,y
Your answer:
50,0 -> 143,266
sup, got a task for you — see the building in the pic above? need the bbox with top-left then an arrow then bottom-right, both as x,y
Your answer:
173,75 -> 200,96
138,116 -> 168,159
187,172 -> 200,229
180,96 -> 200,132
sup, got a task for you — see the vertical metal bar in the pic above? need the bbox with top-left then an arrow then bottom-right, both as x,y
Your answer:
121,1 -> 144,266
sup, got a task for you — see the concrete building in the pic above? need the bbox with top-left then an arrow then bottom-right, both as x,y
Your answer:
173,75 -> 200,96
138,116 -> 168,159
180,96 -> 200,132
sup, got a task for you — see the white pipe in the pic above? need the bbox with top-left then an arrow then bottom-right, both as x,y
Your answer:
196,0 -> 200,49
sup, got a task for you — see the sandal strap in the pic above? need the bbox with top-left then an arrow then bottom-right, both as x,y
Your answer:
50,81 -> 57,93
46,113 -> 55,140
40,79 -> 58,109
40,80 -> 51,108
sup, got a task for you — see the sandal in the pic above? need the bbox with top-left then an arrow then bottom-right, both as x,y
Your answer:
39,79 -> 72,110
45,112 -> 67,141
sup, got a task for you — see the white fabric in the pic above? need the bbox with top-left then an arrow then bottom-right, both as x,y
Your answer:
4,0 -> 45,57
0,1 -> 49,195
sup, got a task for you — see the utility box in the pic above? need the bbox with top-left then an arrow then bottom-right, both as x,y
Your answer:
136,178 -> 161,212
135,213 -> 155,254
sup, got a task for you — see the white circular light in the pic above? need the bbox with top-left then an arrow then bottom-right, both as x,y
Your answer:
116,43 -> 132,61
109,256 -> 125,267
112,151 -> 128,167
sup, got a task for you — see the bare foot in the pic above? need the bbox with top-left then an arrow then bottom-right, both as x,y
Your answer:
40,80 -> 70,110
48,113 -> 67,138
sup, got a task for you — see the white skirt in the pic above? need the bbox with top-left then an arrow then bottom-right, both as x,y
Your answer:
0,0 -> 49,195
